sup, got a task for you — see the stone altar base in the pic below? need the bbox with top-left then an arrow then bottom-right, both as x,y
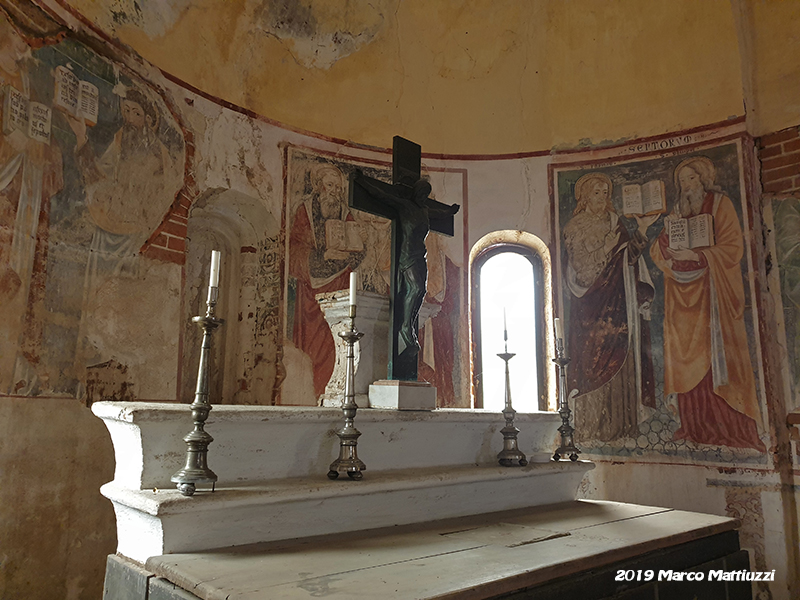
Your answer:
94,400 -> 751,600
92,401 -> 584,564
369,379 -> 437,409
316,290 -> 390,408
316,290 -> 442,408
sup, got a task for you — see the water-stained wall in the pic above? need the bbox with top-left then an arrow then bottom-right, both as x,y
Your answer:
59,0 -> 747,154
2,1 -> 800,600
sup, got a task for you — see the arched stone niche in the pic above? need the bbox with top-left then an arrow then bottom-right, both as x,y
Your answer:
183,189 -> 281,405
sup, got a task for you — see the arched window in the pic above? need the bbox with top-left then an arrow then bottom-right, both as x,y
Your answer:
470,234 -> 553,412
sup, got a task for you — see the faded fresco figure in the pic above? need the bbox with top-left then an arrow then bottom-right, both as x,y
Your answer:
289,163 -> 366,398
66,87 -> 182,392
67,88 -> 181,260
0,16 -> 63,393
650,156 -> 764,451
564,172 -> 657,441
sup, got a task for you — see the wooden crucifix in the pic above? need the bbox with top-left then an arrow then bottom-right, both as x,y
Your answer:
349,136 -> 460,381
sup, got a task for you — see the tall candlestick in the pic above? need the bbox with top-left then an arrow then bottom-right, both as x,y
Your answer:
503,307 -> 508,351
209,251 -> 221,288
172,252 -> 226,496
554,317 -> 563,340
349,271 -> 357,306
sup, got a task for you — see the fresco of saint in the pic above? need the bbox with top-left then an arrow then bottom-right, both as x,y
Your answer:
288,162 -> 366,398
0,15 -> 63,393
650,156 -> 765,451
564,172 -> 657,441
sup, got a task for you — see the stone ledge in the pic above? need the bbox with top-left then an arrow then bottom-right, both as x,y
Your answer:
104,461 -> 593,563
92,401 -> 563,490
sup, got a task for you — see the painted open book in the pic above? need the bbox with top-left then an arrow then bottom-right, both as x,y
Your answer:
2,85 -> 51,143
667,213 -> 715,250
622,180 -> 666,216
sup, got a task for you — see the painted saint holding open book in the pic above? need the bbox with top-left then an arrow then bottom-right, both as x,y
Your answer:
288,161 -> 368,398
563,172 -> 658,442
650,156 -> 764,450
0,14 -> 63,393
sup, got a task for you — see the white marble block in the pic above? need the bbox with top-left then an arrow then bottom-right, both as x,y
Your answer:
317,290 -> 390,407
317,291 -> 443,408
369,379 -> 437,410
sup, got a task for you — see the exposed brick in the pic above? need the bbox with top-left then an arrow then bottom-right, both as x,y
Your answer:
167,236 -> 186,252
785,138 -> 800,153
763,178 -> 794,193
759,145 -> 783,160
174,204 -> 189,218
761,127 -> 799,147
762,163 -> 800,182
170,214 -> 189,226
144,245 -> 185,265
160,220 -> 187,237
152,233 -> 168,247
762,152 -> 800,171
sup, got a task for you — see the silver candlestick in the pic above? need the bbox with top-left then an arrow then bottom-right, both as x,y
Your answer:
328,304 -> 366,480
552,336 -> 580,461
497,346 -> 527,467
172,286 -> 224,496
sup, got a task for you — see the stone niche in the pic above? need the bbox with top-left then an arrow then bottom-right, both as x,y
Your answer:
182,189 -> 282,406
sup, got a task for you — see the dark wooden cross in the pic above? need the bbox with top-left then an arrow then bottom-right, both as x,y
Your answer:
349,136 -> 460,381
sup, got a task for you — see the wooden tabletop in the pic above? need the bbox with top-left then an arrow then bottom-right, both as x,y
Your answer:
147,500 -> 738,600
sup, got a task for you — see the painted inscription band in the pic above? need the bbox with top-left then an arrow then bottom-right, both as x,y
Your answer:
626,135 -> 694,154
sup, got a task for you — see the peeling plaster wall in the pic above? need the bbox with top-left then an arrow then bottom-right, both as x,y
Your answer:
60,0 -> 746,154
2,1 -> 800,599
0,7 -> 550,597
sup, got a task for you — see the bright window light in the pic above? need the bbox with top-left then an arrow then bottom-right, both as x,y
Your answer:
479,252 -> 539,412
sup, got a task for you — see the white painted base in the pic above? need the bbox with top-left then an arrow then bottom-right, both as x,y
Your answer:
92,402 -> 586,565
317,291 -> 389,407
102,461 -> 593,563
369,380 -> 437,410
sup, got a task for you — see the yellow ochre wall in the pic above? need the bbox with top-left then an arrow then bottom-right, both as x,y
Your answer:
62,0 -> 759,154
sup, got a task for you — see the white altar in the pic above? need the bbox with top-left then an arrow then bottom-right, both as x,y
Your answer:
92,402 -> 589,564
95,403 -> 749,600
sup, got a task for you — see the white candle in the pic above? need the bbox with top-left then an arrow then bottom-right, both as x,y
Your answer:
503,307 -> 508,341
349,271 -> 357,306
209,250 -> 221,288
554,317 -> 564,340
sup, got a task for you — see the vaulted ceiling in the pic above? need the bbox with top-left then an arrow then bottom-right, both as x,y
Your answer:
63,0 -> 800,154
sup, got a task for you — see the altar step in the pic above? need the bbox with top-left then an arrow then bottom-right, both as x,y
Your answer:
92,402 -> 588,564
102,461 -> 591,562
103,500 -> 751,600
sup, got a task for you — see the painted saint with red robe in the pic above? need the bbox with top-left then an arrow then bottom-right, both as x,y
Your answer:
650,156 -> 764,451
288,163 -> 366,398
